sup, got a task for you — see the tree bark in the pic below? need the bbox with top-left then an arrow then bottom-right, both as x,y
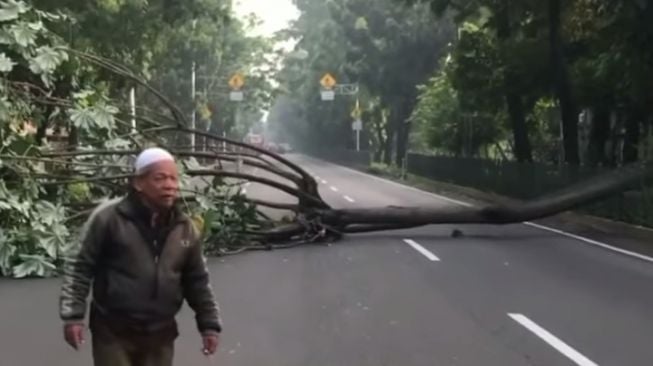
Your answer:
320,161 -> 652,227
67,125 -> 79,150
35,107 -> 50,145
383,125 -> 395,165
623,108 -> 641,163
496,2 -> 532,162
587,104 -> 610,167
549,0 -> 580,165
394,97 -> 416,167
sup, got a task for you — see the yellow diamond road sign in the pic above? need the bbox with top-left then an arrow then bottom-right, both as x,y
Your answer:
229,73 -> 245,90
320,73 -> 336,89
351,98 -> 362,119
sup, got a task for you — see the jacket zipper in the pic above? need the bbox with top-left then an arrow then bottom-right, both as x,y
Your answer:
152,239 -> 160,299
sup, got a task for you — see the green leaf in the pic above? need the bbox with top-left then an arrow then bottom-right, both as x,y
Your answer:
72,89 -> 95,101
184,157 -> 202,170
0,30 -> 11,44
0,52 -> 14,72
10,21 -> 38,47
35,200 -> 65,226
0,0 -> 30,22
36,224 -> 68,259
0,229 -> 15,275
34,9 -> 63,21
104,137 -> 131,149
354,17 -> 368,31
196,195 -> 214,211
37,234 -> 57,259
69,107 -> 95,130
0,52 -> 16,72
91,103 -> 118,129
29,46 -> 68,74
12,254 -> 56,278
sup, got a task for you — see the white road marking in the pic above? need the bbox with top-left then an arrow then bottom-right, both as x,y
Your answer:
242,188 -> 247,194
321,179 -> 328,184
508,313 -> 599,366
330,186 -> 339,192
523,222 -> 653,263
403,239 -> 440,261
309,156 -> 653,264
344,195 -> 355,203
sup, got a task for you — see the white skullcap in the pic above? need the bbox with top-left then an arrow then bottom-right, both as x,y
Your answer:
134,147 -> 175,175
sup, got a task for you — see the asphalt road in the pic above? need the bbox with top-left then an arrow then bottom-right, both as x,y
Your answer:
2,153 -> 653,366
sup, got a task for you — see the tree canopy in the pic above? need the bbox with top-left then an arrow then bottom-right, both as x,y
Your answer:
271,0 -> 653,167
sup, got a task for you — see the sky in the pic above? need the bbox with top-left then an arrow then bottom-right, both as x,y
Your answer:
233,0 -> 300,38
233,0 -> 299,122
233,0 -> 300,123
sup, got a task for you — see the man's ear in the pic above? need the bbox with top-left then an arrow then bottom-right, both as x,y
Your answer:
132,177 -> 144,192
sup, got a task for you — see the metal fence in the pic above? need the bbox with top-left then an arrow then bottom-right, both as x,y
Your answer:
308,148 -> 653,228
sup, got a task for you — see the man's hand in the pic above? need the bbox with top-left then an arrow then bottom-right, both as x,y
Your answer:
202,332 -> 220,356
63,323 -> 85,350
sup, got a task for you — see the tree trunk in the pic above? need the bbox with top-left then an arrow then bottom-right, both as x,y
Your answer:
623,109 -> 641,163
368,108 -> 385,163
549,0 -> 580,165
67,125 -> 79,150
395,120 -> 410,166
383,106 -> 396,165
587,104 -> 610,167
383,128 -> 394,165
394,99 -> 413,166
496,2 -> 532,162
35,109 -> 50,145
321,161 -> 652,227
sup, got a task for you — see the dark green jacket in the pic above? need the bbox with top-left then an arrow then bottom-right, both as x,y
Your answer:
59,193 -> 222,334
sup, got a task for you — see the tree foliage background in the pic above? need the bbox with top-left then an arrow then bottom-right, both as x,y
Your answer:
0,0 -> 276,278
270,0 -> 653,168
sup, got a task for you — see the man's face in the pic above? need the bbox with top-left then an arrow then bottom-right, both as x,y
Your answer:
133,160 -> 180,210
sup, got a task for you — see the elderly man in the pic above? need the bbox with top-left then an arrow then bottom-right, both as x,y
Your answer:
59,147 -> 221,366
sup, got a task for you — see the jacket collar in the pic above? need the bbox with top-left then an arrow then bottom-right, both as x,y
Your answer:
117,191 -> 187,226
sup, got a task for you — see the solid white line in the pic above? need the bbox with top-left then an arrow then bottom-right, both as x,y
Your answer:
312,157 -> 473,207
306,156 -> 653,263
508,313 -> 598,366
330,186 -> 339,192
403,239 -> 440,261
344,195 -> 355,203
523,222 -> 653,263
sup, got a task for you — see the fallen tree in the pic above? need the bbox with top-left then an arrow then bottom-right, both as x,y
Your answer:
0,4 -> 651,278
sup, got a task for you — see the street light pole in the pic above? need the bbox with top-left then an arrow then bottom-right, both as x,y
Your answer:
191,61 -> 196,151
190,19 -> 198,151
129,87 -> 136,132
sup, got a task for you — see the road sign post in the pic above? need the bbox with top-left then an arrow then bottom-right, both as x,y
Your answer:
352,119 -> 363,151
320,73 -> 337,101
229,73 -> 245,102
229,91 -> 244,101
351,99 -> 363,151
320,90 -> 335,101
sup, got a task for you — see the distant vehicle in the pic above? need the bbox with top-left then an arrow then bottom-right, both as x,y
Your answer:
244,133 -> 265,148
265,142 -> 280,153
279,143 -> 292,153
